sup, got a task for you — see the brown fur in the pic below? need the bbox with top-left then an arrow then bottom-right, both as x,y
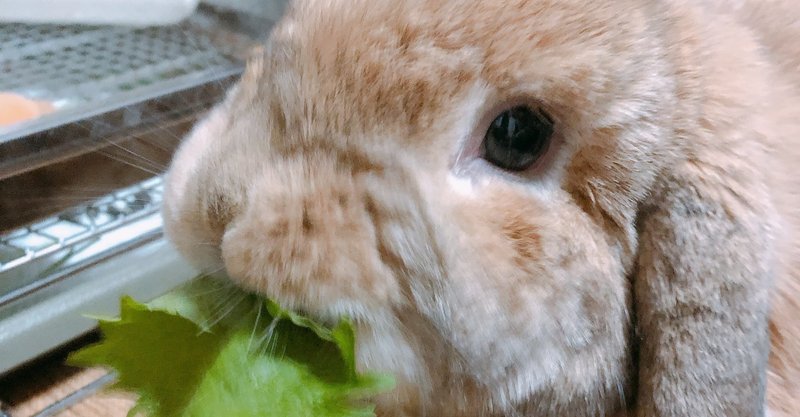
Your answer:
162,0 -> 800,415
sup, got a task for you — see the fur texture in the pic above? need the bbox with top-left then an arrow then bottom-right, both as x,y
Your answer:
162,0 -> 800,415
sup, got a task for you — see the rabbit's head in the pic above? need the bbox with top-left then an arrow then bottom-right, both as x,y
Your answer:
163,1 -> 778,415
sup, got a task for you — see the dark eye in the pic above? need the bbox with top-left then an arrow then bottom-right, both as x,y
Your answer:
481,106 -> 555,171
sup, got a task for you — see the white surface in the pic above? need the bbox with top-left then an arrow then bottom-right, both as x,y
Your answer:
202,0 -> 286,18
0,237 -> 199,375
0,0 -> 199,26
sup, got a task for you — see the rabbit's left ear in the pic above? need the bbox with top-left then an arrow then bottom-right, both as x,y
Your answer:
632,162 -> 775,417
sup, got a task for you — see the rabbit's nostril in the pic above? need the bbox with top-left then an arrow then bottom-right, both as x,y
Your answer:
204,191 -> 241,239
301,207 -> 313,232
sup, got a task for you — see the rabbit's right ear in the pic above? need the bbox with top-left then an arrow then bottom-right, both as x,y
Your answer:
632,161 -> 775,417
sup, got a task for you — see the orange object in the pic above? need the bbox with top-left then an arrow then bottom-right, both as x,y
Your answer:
0,92 -> 54,127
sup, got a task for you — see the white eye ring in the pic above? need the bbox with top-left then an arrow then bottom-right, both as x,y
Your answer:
451,95 -> 562,183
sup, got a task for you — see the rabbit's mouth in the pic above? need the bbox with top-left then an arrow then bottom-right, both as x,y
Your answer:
290,305 -> 341,329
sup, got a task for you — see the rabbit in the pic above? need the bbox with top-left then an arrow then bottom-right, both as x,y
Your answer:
161,0 -> 800,416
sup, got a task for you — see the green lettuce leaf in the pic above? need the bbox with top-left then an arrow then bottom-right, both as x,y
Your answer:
68,276 -> 394,417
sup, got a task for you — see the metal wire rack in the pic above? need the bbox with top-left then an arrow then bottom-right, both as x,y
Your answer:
0,176 -> 164,304
0,20 -> 240,108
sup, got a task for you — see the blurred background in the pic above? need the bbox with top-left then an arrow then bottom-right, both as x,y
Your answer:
0,1 -> 288,415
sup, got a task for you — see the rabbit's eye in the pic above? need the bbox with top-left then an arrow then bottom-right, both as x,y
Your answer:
481,106 -> 554,172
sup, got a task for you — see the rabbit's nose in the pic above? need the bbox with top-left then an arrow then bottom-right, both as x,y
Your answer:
218,156 -> 400,313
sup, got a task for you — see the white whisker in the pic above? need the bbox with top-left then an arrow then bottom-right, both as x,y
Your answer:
248,302 -> 264,352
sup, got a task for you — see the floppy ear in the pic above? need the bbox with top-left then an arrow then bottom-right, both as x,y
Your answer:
632,161 -> 775,417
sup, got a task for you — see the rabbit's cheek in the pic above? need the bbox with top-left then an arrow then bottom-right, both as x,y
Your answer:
427,185 -> 630,407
